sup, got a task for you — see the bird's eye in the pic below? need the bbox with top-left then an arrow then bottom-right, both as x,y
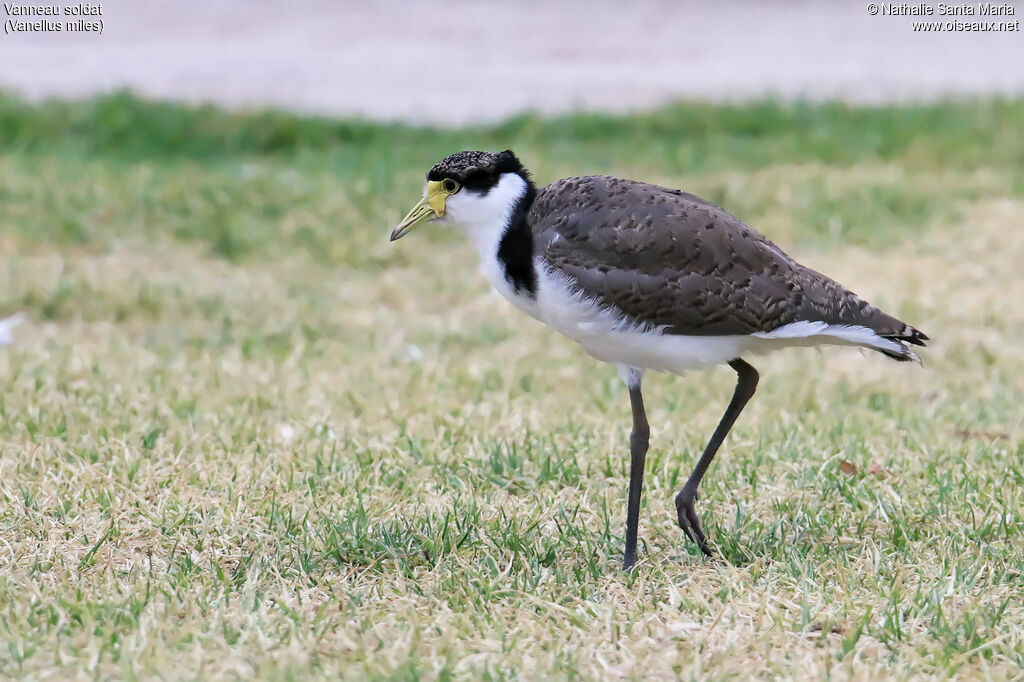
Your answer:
442,179 -> 460,193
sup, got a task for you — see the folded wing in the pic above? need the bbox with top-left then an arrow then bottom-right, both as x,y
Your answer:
532,175 -> 928,360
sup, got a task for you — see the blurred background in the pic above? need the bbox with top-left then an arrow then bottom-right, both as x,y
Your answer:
3,0 -> 1023,123
2,2 -> 1024,680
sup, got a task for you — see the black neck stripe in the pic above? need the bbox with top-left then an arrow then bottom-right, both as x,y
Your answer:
496,180 -> 538,298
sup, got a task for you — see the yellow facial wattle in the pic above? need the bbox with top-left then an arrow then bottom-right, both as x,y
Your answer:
390,180 -> 459,241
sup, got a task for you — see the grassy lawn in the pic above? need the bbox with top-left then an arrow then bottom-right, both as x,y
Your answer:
1,93 -> 1022,680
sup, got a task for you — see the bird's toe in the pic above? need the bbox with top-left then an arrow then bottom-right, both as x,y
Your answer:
675,488 -> 713,557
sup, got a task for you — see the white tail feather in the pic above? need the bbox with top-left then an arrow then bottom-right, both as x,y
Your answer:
751,321 -> 919,362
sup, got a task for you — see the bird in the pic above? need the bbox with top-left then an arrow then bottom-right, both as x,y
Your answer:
390,150 -> 928,570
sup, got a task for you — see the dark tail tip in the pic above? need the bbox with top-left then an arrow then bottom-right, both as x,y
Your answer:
877,323 -> 929,363
883,324 -> 929,347
902,326 -> 929,346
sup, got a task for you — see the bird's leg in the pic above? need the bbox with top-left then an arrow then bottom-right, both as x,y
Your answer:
623,380 -> 650,571
676,358 -> 759,556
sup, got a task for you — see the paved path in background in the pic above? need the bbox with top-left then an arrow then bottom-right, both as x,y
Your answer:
2,1 -> 1022,124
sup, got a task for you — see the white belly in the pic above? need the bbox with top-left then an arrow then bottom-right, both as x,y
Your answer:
485,260 -> 745,374
481,256 -> 905,375
539,269 -> 751,373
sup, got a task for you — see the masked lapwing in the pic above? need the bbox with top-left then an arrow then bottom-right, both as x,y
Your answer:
391,150 -> 928,569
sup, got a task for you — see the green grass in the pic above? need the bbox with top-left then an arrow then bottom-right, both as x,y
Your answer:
1,93 -> 1023,679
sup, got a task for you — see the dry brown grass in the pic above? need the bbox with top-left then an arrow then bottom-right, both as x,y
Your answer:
1,145 -> 1022,679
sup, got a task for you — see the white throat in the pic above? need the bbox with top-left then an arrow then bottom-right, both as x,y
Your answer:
437,171 -> 533,308
443,172 -> 528,259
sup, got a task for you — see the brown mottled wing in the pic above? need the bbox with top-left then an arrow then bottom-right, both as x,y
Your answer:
532,176 -> 924,342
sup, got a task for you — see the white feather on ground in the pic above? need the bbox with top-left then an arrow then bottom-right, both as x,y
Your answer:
0,313 -> 25,347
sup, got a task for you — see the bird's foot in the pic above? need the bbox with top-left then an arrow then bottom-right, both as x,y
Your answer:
622,552 -> 638,572
675,485 -> 713,557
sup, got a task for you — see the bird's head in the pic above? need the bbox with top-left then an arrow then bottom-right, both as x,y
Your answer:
390,150 -> 533,241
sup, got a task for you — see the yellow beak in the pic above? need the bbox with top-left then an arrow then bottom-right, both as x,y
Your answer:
390,180 -> 448,241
